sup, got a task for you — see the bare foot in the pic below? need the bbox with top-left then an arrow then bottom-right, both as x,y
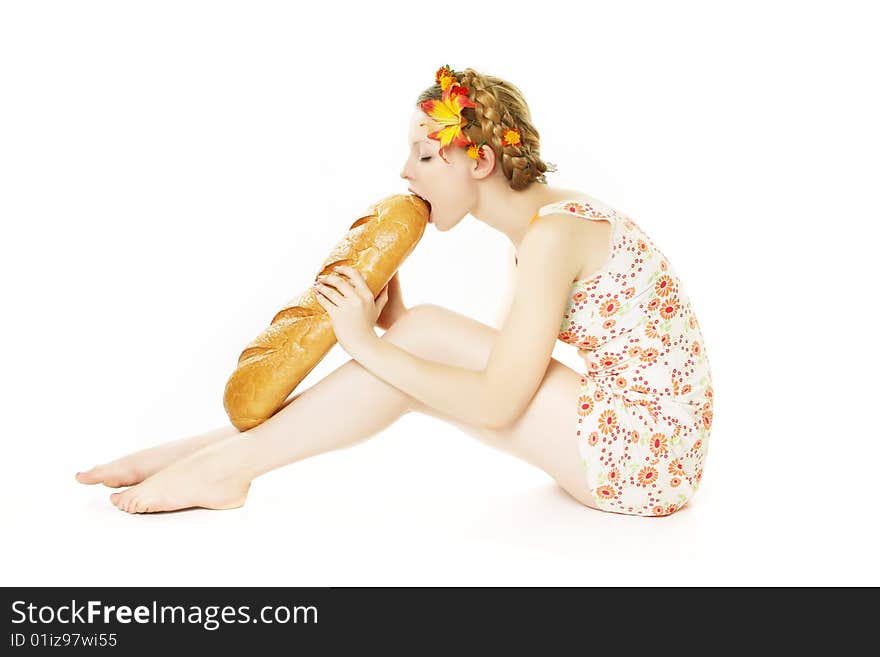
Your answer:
109,438 -> 251,514
75,427 -> 238,488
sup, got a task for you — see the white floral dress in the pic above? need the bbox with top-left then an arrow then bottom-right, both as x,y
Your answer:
518,197 -> 714,517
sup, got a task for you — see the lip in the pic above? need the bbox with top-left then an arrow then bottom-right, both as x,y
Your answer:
408,188 -> 433,222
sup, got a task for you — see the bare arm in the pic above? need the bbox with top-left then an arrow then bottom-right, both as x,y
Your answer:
346,218 -> 581,429
493,243 -> 519,329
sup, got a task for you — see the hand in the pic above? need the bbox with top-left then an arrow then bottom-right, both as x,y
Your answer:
313,265 -> 387,355
376,271 -> 407,330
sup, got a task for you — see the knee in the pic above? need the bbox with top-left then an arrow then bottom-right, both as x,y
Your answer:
387,304 -> 442,329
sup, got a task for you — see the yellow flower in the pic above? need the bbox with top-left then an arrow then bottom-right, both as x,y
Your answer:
439,74 -> 457,92
434,65 -> 455,86
467,141 -> 486,159
419,86 -> 477,163
501,128 -> 521,147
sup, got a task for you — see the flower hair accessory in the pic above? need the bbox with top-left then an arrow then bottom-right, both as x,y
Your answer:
419,65 -> 521,165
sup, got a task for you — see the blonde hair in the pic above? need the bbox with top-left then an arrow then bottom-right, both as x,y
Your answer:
416,67 -> 557,191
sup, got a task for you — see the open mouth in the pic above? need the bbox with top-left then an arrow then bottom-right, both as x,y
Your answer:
413,193 -> 431,211
410,191 -> 433,221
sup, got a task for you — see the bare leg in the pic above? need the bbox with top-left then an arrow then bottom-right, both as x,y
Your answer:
108,305 -> 598,514
75,425 -> 241,488
238,357 -> 417,480
75,394 -> 304,488
108,353 -> 416,512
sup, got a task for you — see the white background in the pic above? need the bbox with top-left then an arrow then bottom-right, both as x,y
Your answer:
2,0 -> 878,586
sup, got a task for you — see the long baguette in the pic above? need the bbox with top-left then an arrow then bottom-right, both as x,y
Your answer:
222,193 -> 430,431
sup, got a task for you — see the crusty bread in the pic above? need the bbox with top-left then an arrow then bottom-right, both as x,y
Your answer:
223,193 -> 430,431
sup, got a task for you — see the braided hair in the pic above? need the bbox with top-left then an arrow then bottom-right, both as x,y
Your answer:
416,67 -> 557,191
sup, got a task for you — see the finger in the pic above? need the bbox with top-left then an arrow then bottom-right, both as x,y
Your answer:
315,283 -> 342,305
319,274 -> 356,299
314,289 -> 331,310
333,265 -> 373,301
376,290 -> 389,312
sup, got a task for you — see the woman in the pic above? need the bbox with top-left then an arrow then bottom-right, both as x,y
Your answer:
75,66 -> 714,517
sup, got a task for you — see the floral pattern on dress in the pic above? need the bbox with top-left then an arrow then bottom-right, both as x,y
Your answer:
539,198 -> 714,518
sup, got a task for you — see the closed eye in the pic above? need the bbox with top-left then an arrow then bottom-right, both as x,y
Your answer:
419,156 -> 432,162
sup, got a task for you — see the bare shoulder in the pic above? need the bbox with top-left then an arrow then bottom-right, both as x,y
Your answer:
519,213 -> 584,282
535,208 -> 613,282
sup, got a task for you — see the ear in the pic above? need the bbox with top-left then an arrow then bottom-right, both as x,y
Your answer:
470,144 -> 497,181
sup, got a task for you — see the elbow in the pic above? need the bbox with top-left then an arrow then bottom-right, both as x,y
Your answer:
482,384 -> 524,431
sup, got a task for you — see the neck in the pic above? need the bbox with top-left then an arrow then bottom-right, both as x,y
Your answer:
469,177 -> 570,250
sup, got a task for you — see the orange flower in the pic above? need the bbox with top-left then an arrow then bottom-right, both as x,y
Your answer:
654,275 -> 674,297
466,141 -> 487,160
419,84 -> 477,164
434,65 -> 456,89
587,431 -> 599,446
615,376 -> 627,389
596,485 -> 617,499
659,297 -> 680,320
669,476 -> 682,487
580,335 -> 600,349
640,347 -> 659,364
638,466 -> 659,486
668,459 -> 685,476
649,433 -> 669,457
597,409 -> 617,435
606,467 -> 621,483
599,298 -> 620,318
577,395 -> 595,417
501,128 -> 521,147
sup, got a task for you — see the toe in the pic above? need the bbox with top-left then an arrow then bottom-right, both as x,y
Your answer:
122,488 -> 140,513
76,467 -> 103,484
